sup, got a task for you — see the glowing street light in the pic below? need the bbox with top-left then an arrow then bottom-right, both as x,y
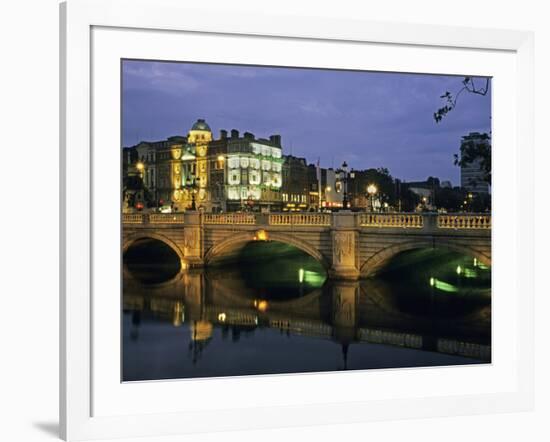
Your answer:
367,184 -> 378,212
136,162 -> 145,177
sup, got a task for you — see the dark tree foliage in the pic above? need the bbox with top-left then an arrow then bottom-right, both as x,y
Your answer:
400,189 -> 420,212
434,187 -> 465,212
433,76 -> 491,186
433,77 -> 490,123
454,133 -> 491,184
434,186 -> 490,212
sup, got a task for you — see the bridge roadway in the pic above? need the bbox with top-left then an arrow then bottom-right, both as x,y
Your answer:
122,211 -> 491,280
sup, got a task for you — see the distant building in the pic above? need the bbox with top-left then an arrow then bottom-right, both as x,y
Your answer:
460,132 -> 490,194
402,177 -> 440,209
281,155 -> 309,211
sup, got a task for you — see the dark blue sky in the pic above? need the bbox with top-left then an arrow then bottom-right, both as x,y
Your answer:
122,60 -> 491,185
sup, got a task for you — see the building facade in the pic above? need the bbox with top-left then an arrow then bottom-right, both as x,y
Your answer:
123,119 -> 284,212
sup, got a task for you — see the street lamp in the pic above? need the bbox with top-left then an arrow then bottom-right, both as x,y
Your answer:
136,161 -> 145,179
341,161 -> 349,209
185,176 -> 198,210
367,184 -> 378,212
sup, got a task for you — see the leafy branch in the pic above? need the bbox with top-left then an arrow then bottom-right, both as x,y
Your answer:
434,77 -> 490,123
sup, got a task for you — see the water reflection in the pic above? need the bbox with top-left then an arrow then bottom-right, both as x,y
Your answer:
122,250 -> 491,381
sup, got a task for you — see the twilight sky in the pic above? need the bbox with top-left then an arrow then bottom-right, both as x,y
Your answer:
122,60 -> 491,185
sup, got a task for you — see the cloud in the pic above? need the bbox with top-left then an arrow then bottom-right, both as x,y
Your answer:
122,61 -> 491,185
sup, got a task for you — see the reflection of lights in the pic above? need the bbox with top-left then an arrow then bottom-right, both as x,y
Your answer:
299,268 -> 304,283
190,321 -> 213,341
478,262 -> 489,270
456,265 -> 462,275
430,277 -> 458,292
434,280 -> 459,293
464,268 -> 477,278
254,300 -> 268,312
172,302 -> 184,327
217,312 -> 226,322
473,258 -> 478,267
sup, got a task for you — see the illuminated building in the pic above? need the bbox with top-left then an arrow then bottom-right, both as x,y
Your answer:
319,168 -> 345,209
123,119 -> 284,212
224,129 -> 283,212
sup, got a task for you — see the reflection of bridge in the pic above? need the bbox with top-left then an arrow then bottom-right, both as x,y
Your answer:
122,212 -> 491,279
123,271 -> 491,362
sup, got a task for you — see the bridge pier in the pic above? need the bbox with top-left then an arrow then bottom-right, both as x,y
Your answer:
329,212 -> 360,280
182,211 -> 204,268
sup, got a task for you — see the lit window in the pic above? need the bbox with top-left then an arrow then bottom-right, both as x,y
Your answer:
228,170 -> 240,185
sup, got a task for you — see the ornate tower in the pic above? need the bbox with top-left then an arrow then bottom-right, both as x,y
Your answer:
187,119 -> 213,207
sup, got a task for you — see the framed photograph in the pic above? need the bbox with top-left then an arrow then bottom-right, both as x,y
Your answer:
60,0 -> 534,440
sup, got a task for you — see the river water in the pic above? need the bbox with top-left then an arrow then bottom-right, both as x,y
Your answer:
122,242 -> 491,381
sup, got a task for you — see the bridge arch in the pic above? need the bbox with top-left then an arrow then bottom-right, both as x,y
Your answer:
360,240 -> 491,278
122,232 -> 186,265
204,231 -> 331,270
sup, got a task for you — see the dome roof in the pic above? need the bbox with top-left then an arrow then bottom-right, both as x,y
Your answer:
191,118 -> 211,132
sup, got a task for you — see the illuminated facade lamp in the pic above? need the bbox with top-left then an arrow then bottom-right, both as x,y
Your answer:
253,229 -> 269,241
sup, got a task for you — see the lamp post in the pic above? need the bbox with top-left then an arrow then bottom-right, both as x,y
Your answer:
367,183 -> 378,212
186,176 -> 198,211
341,161 -> 349,209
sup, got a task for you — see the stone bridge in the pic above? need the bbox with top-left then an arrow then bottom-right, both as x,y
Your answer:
122,211 -> 491,279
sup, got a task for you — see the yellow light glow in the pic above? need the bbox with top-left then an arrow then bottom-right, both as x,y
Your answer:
217,313 -> 226,322
255,300 -> 268,312
217,155 -> 225,161
299,268 -> 304,283
326,186 -> 331,192
254,229 -> 269,241
367,184 -> 378,195
136,162 -> 145,171
456,265 -> 462,275
430,277 -> 435,286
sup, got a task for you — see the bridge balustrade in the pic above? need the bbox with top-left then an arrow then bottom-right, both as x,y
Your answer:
149,213 -> 185,224
269,213 -> 331,226
203,213 -> 256,225
122,211 -> 492,231
121,213 -> 144,224
359,213 -> 424,228
437,214 -> 491,229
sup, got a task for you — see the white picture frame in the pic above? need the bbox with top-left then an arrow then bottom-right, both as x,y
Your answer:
60,0 -> 534,440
